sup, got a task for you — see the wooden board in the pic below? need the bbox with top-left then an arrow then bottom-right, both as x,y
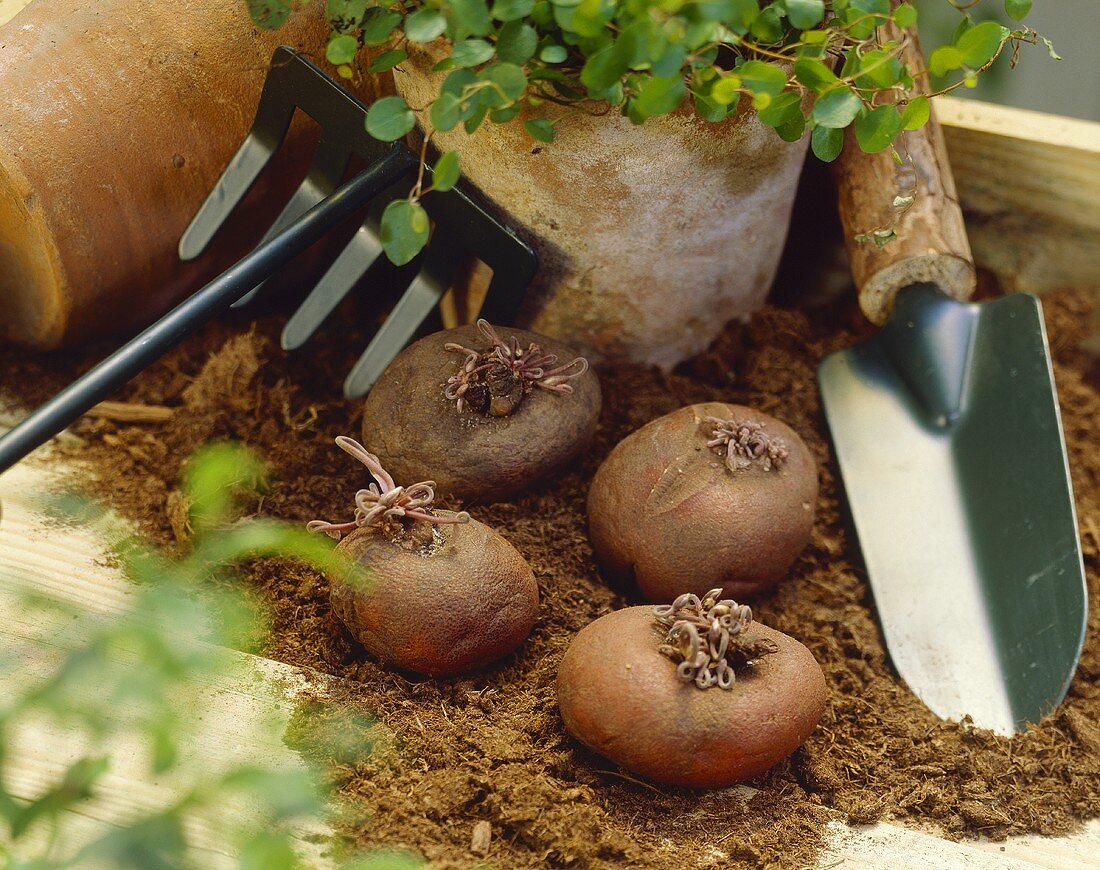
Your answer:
2,417 -> 1099,867
937,97 -> 1100,298
0,452 -> 337,867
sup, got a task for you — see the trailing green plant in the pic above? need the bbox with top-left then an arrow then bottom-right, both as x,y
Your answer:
0,443 -> 416,869
247,0 -> 1051,263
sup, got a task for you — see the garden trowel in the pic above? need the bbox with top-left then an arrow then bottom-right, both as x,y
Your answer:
817,88 -> 1086,735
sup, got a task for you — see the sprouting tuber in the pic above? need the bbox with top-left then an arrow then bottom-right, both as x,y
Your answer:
587,402 -> 817,601
556,590 -> 826,787
361,320 -> 601,502
310,436 -> 539,677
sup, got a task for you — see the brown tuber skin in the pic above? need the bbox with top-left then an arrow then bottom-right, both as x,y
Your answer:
587,403 -> 817,601
361,322 -> 601,502
312,437 -> 539,677
556,604 -> 826,788
332,519 -> 539,677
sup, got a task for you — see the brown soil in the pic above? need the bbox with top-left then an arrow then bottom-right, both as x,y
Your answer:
3,285 -> 1099,868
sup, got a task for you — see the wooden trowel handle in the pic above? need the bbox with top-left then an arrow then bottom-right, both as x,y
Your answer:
834,24 -> 976,325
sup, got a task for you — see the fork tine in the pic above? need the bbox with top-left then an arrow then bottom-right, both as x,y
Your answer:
179,49 -> 303,261
281,216 -> 386,350
231,133 -> 353,308
179,127 -> 286,261
343,236 -> 460,399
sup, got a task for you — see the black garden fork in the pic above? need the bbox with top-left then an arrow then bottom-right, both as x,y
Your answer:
0,46 -> 536,473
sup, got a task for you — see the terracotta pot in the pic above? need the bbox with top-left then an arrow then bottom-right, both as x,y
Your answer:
395,50 -> 809,370
0,0 -> 388,349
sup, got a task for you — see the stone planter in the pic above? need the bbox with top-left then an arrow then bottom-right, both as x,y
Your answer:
395,51 -> 809,370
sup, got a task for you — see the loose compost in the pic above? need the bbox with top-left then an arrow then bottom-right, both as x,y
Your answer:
3,284 -> 1098,868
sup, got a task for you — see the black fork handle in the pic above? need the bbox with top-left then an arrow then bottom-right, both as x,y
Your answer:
0,149 -> 416,475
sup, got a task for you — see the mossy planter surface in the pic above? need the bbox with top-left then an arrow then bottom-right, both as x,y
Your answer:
395,49 -> 809,371
557,606 -> 827,788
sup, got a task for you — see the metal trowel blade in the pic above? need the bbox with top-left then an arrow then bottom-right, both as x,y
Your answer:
817,284 -> 1087,734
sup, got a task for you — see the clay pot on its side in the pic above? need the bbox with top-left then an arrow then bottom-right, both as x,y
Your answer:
394,49 -> 809,370
0,0 -> 389,349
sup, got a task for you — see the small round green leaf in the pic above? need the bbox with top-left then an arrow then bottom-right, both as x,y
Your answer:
539,44 -> 568,64
524,118 -> 555,142
794,57 -> 838,92
482,63 -> 528,106
737,60 -> 788,97
749,5 -> 784,42
497,21 -> 538,64
432,151 -> 461,192
366,96 -> 417,142
492,0 -> 535,21
812,86 -> 862,129
448,0 -> 493,39
786,0 -> 825,30
326,34 -> 359,66
1005,0 -> 1032,21
811,125 -> 844,162
711,75 -> 742,106
429,93 -> 463,132
451,38 -> 496,67
900,95 -> 930,131
956,21 -> 1009,68
855,105 -> 903,153
928,45 -> 963,77
405,9 -> 448,43
368,49 -> 407,73
892,3 -> 918,28
633,75 -> 686,118
381,199 -> 430,266
360,8 -> 402,45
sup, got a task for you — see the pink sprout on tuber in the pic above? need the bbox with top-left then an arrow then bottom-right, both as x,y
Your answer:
653,589 -> 777,690
308,436 -> 469,540
705,416 -> 790,473
444,319 -> 588,414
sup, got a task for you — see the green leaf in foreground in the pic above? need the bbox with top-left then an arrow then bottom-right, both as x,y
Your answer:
432,151 -> 461,192
812,87 -> 862,129
737,60 -> 788,98
496,21 -> 538,65
854,105 -> 903,153
900,95 -> 930,131
794,58 -> 838,93
405,9 -> 448,43
955,20 -> 1009,68
892,3 -> 917,28
360,8 -> 402,45
811,125 -> 844,162
492,0 -> 535,22
326,34 -> 359,65
633,75 -> 686,118
366,96 -> 417,142
381,199 -> 431,265
369,49 -> 407,74
928,45 -> 963,77
451,38 -> 496,68
785,0 -> 824,30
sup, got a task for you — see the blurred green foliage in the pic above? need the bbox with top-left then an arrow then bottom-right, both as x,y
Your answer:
0,443 -> 407,869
